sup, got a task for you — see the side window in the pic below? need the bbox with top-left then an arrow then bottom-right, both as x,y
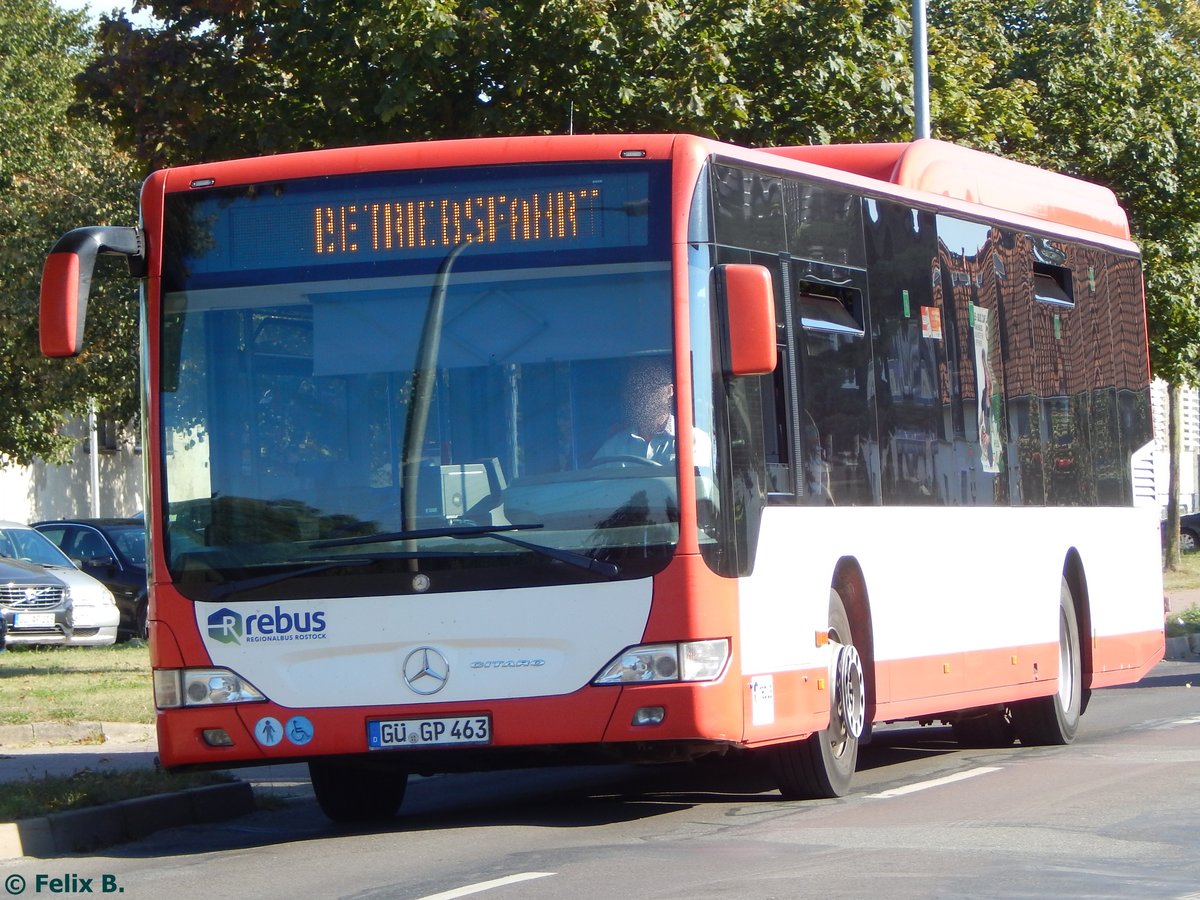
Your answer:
751,253 -> 792,496
934,215 -> 1010,507
702,244 -> 774,575
74,530 -> 111,561
793,273 -> 875,506
866,198 -> 942,504
36,527 -> 68,551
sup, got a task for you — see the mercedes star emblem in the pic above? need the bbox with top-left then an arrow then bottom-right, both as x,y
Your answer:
403,647 -> 450,695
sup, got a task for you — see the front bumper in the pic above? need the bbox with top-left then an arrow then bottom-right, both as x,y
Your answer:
0,606 -> 119,647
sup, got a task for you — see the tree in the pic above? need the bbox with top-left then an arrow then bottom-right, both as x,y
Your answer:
913,1 -> 1200,567
985,0 -> 1200,569
65,0 -> 1200,548
0,0 -> 141,465
77,0 -> 945,167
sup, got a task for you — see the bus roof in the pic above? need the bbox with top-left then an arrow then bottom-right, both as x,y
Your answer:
151,134 -> 1131,243
758,139 -> 1131,241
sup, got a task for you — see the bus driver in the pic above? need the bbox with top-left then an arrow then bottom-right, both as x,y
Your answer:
594,359 -> 678,463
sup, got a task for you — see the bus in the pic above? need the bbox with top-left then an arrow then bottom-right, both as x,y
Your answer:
39,134 -> 1165,822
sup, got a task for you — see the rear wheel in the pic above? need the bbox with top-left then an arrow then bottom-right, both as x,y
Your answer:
309,758 -> 408,823
1011,577 -> 1082,746
771,588 -> 865,798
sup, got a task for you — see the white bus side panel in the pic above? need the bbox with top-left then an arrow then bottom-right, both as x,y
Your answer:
739,505 -> 1163,709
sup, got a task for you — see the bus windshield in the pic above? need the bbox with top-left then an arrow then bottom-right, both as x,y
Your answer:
159,161 -> 676,600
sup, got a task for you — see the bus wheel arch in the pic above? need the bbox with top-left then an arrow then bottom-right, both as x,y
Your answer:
1010,564 -> 1084,745
769,559 -> 875,799
833,559 -> 876,732
1062,549 -> 1093,715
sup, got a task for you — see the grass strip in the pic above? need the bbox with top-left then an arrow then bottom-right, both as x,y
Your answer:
0,768 -> 234,822
0,643 -> 153,727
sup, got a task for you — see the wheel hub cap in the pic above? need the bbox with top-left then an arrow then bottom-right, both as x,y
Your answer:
834,644 -> 866,740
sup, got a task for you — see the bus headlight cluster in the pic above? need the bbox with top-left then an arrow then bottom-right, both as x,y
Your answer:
153,668 -> 267,708
593,639 -> 729,684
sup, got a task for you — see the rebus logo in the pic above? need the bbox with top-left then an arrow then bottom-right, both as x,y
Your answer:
207,605 -> 329,646
207,608 -> 244,644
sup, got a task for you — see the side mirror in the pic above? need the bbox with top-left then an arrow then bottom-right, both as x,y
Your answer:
40,226 -> 144,358
717,264 -> 777,376
82,555 -> 118,572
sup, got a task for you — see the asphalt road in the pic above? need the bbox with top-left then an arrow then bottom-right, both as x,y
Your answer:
3,659 -> 1199,900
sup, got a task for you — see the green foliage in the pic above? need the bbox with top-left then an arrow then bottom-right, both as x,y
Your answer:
78,0 -> 936,167
0,0 -> 141,465
1166,604 -> 1200,637
977,0 -> 1200,388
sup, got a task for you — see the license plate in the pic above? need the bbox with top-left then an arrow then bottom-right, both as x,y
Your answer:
14,613 -> 55,628
367,715 -> 491,749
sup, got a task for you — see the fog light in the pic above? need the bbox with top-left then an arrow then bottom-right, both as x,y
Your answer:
632,706 -> 666,726
202,728 -> 234,747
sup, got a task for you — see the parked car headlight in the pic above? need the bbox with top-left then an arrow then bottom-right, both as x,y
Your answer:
68,582 -> 116,609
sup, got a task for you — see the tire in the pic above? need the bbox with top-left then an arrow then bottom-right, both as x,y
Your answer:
309,758 -> 408,823
1181,529 -> 1199,553
952,709 -> 1016,748
771,588 -> 864,799
1011,576 -> 1082,746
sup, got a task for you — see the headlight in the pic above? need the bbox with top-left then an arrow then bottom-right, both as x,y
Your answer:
68,583 -> 115,608
154,668 -> 267,708
593,639 -> 729,685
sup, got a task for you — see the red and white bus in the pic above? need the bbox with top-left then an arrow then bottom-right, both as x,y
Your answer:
40,134 -> 1164,821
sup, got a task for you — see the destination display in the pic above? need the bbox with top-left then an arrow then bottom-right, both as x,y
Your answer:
313,186 -> 603,256
170,165 -> 657,281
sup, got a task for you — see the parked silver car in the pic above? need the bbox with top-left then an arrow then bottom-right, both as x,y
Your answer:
0,521 -> 119,647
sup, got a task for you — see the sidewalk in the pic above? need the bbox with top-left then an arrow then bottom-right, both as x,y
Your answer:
1164,585 -> 1200,616
0,723 -> 309,859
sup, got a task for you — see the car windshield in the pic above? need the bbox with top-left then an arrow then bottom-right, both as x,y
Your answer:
159,160 -> 678,600
0,527 -> 75,568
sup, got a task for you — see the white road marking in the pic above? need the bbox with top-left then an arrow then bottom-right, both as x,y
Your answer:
866,766 -> 1003,799
1149,714 -> 1200,730
416,872 -> 556,900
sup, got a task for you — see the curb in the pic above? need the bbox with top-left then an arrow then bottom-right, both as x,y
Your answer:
1165,634 -> 1200,660
0,780 -> 255,860
0,722 -> 154,748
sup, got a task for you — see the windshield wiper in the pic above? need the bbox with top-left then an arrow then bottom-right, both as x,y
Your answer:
207,557 -> 376,601
312,524 -> 621,579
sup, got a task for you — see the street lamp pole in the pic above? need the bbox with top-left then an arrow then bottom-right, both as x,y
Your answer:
913,0 -> 931,139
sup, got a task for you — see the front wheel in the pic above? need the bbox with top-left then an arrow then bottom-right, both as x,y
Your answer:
771,588 -> 864,799
1010,576 -> 1082,746
309,758 -> 408,823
